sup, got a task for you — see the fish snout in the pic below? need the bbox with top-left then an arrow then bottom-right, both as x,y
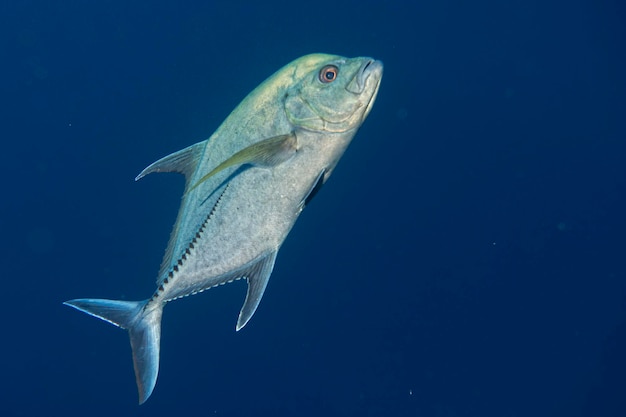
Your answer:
347,58 -> 383,94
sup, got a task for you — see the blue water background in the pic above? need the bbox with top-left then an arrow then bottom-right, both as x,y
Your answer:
2,1 -> 625,416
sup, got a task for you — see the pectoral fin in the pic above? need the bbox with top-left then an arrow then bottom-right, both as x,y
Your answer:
188,132 -> 297,193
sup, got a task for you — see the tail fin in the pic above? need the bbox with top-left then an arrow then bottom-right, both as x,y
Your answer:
64,298 -> 163,404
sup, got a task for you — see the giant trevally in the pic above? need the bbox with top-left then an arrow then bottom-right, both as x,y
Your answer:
65,53 -> 383,404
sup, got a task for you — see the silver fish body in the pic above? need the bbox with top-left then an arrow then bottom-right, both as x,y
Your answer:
65,53 -> 383,403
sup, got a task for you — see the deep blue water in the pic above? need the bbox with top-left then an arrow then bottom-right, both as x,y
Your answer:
2,1 -> 625,416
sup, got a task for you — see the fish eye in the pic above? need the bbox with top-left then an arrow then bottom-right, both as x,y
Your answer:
319,65 -> 339,83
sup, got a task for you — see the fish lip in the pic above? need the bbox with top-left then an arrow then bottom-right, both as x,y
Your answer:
347,58 -> 383,94
364,59 -> 384,83
361,60 -> 383,120
346,58 -> 370,94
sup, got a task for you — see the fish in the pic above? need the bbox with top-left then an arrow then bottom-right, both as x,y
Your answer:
64,53 -> 383,404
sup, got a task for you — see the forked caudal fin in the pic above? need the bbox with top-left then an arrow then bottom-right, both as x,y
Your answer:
63,298 -> 163,404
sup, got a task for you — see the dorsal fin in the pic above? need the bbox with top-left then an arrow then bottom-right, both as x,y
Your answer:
135,141 -> 207,182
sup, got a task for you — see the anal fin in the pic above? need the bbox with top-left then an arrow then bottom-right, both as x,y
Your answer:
236,251 -> 278,331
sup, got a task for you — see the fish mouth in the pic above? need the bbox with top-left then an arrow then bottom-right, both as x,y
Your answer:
361,59 -> 383,120
347,58 -> 384,95
343,58 -> 383,123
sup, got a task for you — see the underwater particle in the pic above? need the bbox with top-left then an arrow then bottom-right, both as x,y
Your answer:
557,222 -> 571,232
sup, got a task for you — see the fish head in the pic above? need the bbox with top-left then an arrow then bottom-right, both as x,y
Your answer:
285,54 -> 383,133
